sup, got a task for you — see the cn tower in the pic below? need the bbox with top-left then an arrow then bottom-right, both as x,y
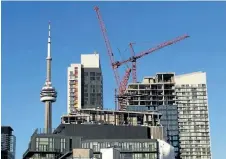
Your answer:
40,21 -> 57,133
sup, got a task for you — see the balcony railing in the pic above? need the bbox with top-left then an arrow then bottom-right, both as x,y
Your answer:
31,128 -> 57,135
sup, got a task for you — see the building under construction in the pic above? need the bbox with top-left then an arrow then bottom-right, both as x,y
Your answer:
122,73 -> 180,158
122,72 -> 211,159
61,108 -> 164,140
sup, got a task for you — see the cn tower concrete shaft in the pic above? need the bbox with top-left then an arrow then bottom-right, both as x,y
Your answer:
45,101 -> 52,133
40,21 -> 57,134
47,58 -> 51,82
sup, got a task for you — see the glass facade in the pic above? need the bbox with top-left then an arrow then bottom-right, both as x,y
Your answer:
83,70 -> 103,109
157,105 -> 180,157
1,133 -> 16,159
35,137 -> 57,152
25,136 -> 159,159
82,141 -> 157,159
126,105 -> 155,112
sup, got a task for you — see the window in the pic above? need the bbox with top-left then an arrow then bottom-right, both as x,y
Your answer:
84,72 -> 88,76
36,138 -> 49,151
84,98 -> 88,105
84,76 -> 89,81
96,72 -> 101,76
90,72 -> 95,76
60,138 -> 65,152
70,71 -> 74,76
84,84 -> 88,89
91,98 -> 96,105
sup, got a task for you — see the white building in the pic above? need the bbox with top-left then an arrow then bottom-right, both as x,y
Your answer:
67,52 -> 103,113
100,148 -> 120,159
175,72 -> 211,159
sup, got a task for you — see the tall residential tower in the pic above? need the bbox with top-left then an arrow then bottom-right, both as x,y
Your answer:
40,22 -> 57,133
175,72 -> 211,159
67,53 -> 103,113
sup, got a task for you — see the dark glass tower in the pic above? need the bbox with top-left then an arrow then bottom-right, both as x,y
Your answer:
1,126 -> 16,159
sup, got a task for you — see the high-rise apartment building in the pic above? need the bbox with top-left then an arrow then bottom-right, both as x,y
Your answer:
175,72 -> 211,159
67,52 -> 103,113
1,126 -> 16,159
124,71 -> 211,159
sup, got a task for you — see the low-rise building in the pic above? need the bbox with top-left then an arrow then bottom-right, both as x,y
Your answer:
23,123 -> 174,159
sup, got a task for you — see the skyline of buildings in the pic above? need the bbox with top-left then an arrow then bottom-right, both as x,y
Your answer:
2,22 -> 211,159
4,2 -> 226,159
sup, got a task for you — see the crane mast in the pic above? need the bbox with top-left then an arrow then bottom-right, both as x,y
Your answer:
129,43 -> 137,83
119,68 -> 131,95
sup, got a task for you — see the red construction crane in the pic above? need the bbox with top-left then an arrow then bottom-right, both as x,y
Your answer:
94,6 -> 190,110
95,6 -> 136,110
94,6 -> 120,88
94,6 -> 131,110
119,68 -> 131,95
115,35 -> 190,82
129,42 -> 137,83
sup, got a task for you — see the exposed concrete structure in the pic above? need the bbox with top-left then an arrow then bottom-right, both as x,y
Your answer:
72,148 -> 93,158
124,73 -> 179,158
40,22 -> 57,134
124,71 -> 211,159
67,53 -> 103,113
61,109 -> 164,140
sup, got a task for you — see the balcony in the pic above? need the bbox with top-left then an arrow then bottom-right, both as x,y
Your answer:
23,147 -> 62,159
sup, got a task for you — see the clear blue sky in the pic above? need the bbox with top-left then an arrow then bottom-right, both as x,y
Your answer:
2,2 -> 226,158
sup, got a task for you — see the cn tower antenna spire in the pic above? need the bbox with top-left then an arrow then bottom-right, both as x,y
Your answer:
46,21 -> 52,83
47,21 -> 51,59
40,21 -> 57,134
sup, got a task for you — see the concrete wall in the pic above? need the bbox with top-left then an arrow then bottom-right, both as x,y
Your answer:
72,148 -> 93,158
175,71 -> 206,85
81,53 -> 100,68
